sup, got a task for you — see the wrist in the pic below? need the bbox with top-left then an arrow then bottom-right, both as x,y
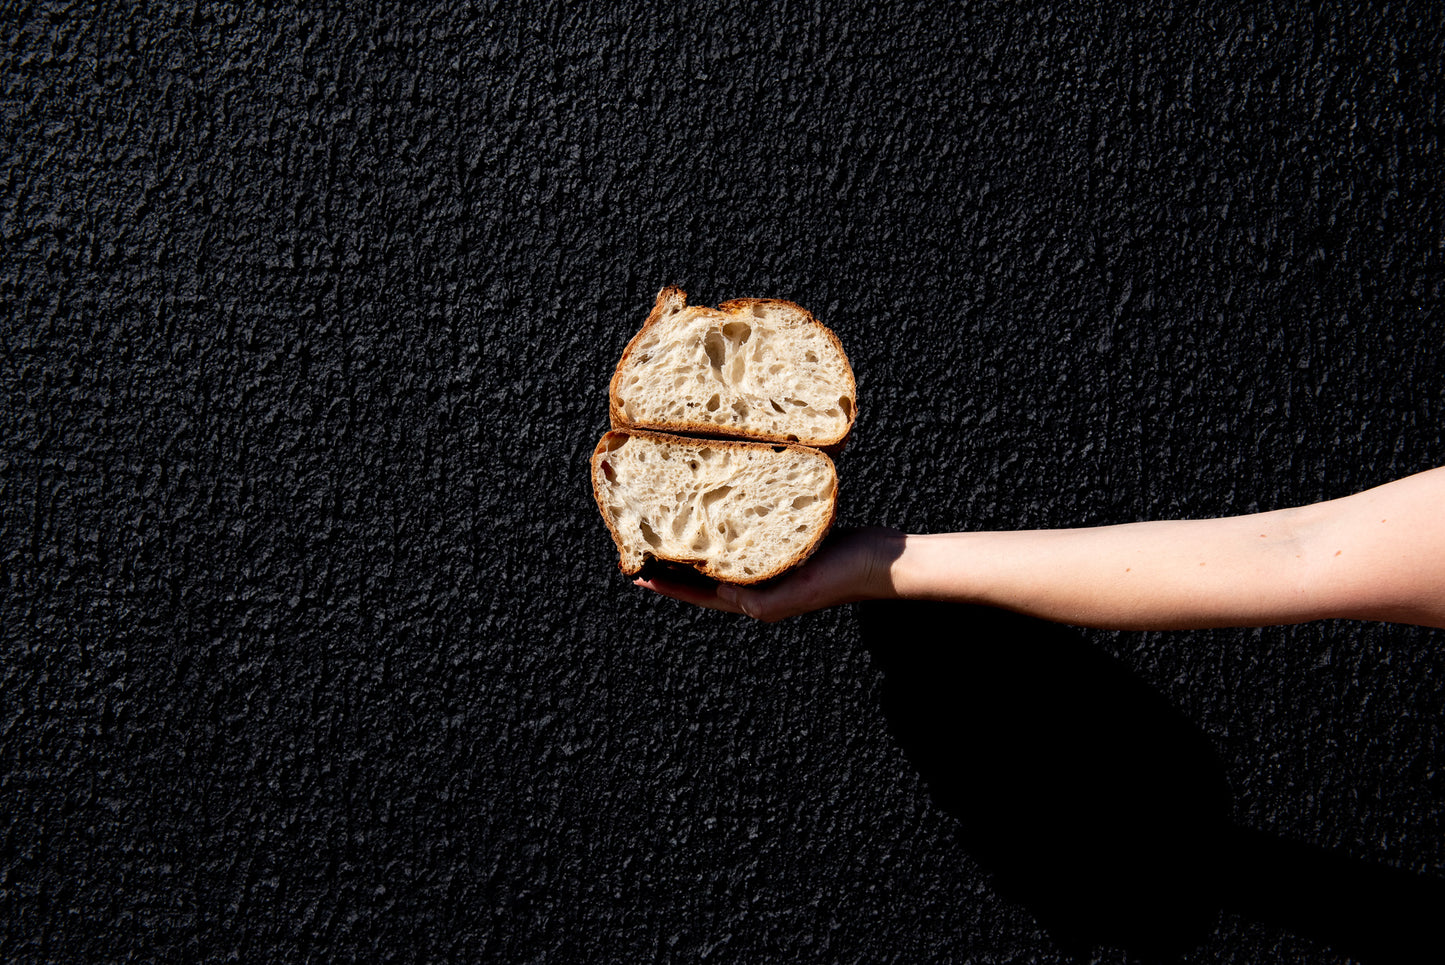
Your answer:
885,531 -> 921,600
887,531 -> 977,604
853,527 -> 908,601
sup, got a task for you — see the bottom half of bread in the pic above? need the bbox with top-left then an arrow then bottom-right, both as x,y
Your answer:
591,429 -> 837,584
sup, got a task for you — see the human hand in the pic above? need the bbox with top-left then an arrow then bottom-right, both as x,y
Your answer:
633,527 -> 905,622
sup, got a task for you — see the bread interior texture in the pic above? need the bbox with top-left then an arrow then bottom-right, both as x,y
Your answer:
593,432 -> 835,583
613,300 -> 854,446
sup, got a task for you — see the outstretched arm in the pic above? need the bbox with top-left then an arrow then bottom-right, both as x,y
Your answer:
637,466 -> 1445,629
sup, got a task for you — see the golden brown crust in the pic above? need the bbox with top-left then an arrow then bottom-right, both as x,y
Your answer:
589,430 -> 630,566
590,428 -> 837,585
607,287 -> 857,449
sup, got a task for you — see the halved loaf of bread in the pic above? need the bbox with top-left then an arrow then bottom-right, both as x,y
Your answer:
591,429 -> 837,584
609,288 -> 857,449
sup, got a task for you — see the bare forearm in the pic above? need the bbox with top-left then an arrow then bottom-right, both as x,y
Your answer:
885,468 -> 1445,630
888,511 -> 1317,629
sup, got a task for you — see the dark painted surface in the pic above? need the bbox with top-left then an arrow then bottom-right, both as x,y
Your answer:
4,3 -> 1443,962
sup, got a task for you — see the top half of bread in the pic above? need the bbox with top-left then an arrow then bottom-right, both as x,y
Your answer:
608,287 -> 857,450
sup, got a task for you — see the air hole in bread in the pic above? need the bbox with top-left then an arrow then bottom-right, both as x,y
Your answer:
603,433 -> 629,452
805,350 -> 818,362
770,399 -> 785,414
754,506 -> 770,517
698,448 -> 714,461
600,460 -> 615,481
786,434 -> 799,442
704,331 -> 726,375
787,398 -> 808,407
705,394 -> 720,411
701,486 -> 734,511
839,396 -> 854,418
722,321 -> 751,344
792,495 -> 815,509
768,364 -> 784,374
732,400 -> 748,418
795,525 -> 808,532
750,304 -> 768,319
772,446 -> 786,453
639,519 -> 661,549
729,353 -> 745,384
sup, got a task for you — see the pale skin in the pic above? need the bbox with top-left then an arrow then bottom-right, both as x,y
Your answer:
635,466 -> 1445,630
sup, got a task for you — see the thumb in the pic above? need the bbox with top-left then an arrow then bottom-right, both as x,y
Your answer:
718,584 -> 770,621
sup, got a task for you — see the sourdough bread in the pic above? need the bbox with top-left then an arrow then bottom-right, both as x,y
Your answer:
609,288 -> 857,449
591,429 -> 837,584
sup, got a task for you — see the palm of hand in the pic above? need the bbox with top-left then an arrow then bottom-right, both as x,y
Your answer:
634,527 -> 901,622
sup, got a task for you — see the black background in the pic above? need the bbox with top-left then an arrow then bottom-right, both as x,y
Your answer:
4,3 -> 1444,962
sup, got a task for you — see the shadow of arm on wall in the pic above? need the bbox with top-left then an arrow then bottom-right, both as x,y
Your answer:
857,601 -> 1444,963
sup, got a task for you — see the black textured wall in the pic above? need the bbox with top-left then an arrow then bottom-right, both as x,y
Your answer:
4,3 -> 1443,962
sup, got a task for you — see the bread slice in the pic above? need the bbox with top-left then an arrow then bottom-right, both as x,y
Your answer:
591,429 -> 837,584
609,288 -> 857,449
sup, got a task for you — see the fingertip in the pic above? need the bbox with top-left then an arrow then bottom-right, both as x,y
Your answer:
636,578 -> 676,599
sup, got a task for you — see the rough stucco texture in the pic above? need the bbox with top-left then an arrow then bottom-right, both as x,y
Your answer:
3,3 -> 1443,962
